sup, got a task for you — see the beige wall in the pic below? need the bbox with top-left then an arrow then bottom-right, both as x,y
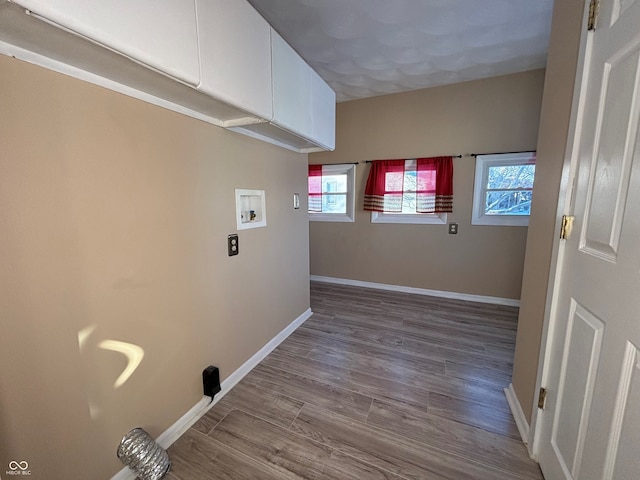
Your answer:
512,0 -> 585,423
309,70 -> 545,300
0,55 -> 310,478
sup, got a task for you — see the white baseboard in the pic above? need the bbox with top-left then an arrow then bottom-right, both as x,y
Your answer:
504,383 -> 530,446
310,275 -> 520,307
111,307 -> 313,480
215,307 -> 313,396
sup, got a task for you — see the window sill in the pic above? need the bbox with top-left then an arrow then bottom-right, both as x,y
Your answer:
471,215 -> 530,226
309,213 -> 355,223
371,212 -> 447,225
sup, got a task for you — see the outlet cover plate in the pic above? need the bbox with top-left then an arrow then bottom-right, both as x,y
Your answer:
228,234 -> 239,256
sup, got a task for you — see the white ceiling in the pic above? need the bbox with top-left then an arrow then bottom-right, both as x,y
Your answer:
247,0 -> 554,102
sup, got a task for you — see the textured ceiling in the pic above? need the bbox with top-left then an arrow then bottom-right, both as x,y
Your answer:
247,0 -> 554,102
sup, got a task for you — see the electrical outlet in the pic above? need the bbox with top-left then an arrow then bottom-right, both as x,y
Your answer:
448,223 -> 459,235
228,234 -> 239,256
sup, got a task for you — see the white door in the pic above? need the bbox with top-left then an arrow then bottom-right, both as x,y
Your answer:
537,0 -> 640,479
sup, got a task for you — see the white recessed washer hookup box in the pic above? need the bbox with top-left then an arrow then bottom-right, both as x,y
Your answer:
235,189 -> 266,230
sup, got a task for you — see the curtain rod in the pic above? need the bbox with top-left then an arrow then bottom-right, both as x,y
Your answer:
469,150 -> 536,157
311,162 -> 360,166
363,151 -> 536,163
365,155 -> 462,164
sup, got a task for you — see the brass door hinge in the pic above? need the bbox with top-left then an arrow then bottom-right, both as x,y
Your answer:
588,0 -> 599,31
560,215 -> 575,240
538,387 -> 548,410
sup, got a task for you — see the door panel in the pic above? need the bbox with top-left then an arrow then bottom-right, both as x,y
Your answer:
602,341 -> 640,479
612,0 -> 638,24
582,45 -> 639,260
551,302 -> 604,479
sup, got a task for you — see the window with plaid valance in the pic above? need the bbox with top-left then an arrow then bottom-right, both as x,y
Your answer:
364,157 -> 454,213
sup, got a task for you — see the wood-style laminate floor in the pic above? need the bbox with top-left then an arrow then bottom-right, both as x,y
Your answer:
167,281 -> 543,480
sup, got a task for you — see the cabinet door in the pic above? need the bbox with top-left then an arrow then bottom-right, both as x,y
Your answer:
310,70 -> 336,150
196,0 -> 272,120
271,30 -> 312,138
13,0 -> 200,85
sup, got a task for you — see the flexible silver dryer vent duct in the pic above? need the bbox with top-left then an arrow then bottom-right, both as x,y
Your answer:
117,427 -> 171,480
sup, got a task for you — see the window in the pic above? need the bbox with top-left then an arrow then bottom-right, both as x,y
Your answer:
370,160 -> 447,224
472,152 -> 536,226
308,163 -> 356,222
364,157 -> 453,225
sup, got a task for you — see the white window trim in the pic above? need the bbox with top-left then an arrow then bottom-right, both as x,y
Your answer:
472,152 -> 535,227
371,211 -> 447,225
309,163 -> 356,223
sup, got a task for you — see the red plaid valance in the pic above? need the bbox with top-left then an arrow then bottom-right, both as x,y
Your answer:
308,164 -> 323,212
364,157 -> 453,213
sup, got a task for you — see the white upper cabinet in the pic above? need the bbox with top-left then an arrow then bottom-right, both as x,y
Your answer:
271,30 -> 335,151
271,31 -> 312,138
310,69 -> 336,151
1,0 -> 335,151
196,0 -> 273,121
12,0 -> 200,86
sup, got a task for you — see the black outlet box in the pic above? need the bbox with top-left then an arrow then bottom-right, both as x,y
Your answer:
203,365 -> 221,398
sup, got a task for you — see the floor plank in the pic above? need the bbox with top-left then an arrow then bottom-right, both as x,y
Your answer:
366,399 -> 541,479
243,363 -> 374,422
428,391 -> 520,439
168,429 -> 291,480
291,403 -> 529,480
210,409 -> 405,480
303,341 -> 510,412
191,380 -> 304,435
167,281 -> 542,480
401,337 -> 513,371
261,349 -> 431,412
